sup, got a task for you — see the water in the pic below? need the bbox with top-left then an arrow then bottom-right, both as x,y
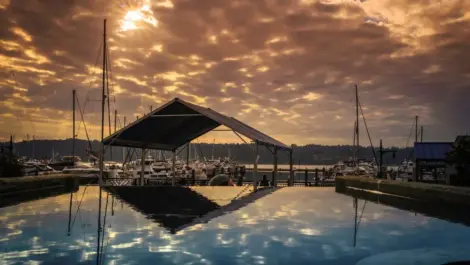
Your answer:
1,186 -> 470,265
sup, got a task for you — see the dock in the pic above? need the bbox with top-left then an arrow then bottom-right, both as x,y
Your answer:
336,176 -> 470,207
0,174 -> 80,208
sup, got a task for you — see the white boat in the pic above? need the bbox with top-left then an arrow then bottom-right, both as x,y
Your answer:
131,157 -> 156,178
333,160 -> 356,175
22,160 -> 56,176
62,161 -> 100,174
104,161 -> 124,178
152,159 -> 170,172
396,159 -> 414,181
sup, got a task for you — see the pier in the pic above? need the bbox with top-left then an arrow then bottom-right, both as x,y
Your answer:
0,174 -> 79,208
336,176 -> 470,207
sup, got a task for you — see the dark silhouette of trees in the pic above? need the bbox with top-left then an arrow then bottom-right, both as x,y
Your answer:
446,136 -> 470,186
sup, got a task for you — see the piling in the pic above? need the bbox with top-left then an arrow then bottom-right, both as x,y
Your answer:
191,169 -> 196,186
314,169 -> 319,186
304,169 -> 308,187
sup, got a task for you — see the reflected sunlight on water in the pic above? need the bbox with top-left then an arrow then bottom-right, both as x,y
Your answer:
0,186 -> 470,264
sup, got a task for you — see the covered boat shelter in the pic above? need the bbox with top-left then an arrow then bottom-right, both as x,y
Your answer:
414,142 -> 453,183
102,97 -> 293,190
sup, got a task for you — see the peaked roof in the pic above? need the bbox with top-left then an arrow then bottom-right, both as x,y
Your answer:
414,142 -> 453,160
103,98 -> 291,151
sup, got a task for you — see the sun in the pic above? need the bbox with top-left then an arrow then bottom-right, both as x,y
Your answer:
120,1 -> 158,31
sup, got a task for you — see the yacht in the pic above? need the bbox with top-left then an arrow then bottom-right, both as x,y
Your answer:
22,161 -> 56,176
62,161 -> 100,175
49,156 -> 81,171
152,159 -> 170,172
397,159 -> 414,181
131,156 -> 156,178
333,160 -> 356,175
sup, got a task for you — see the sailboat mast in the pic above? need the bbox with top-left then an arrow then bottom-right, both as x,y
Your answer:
352,121 -> 357,162
415,115 -> 418,143
72,89 -> 76,160
96,18 -> 106,265
99,19 -> 107,184
212,138 -> 215,159
355,84 -> 359,163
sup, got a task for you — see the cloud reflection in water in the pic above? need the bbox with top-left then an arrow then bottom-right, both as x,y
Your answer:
0,187 -> 470,264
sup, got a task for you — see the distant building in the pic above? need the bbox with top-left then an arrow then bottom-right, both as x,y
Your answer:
413,135 -> 468,184
414,142 -> 453,184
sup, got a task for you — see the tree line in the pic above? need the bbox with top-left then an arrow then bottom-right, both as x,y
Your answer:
6,139 -> 414,165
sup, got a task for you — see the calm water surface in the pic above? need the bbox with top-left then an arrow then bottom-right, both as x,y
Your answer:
1,187 -> 470,265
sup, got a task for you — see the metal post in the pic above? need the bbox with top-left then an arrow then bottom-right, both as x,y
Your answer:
172,150 -> 176,186
289,150 -> 294,186
253,142 -> 259,191
186,142 -> 190,168
379,139 -> 383,179
420,126 -> 423,142
273,147 -> 278,187
140,148 -> 145,186
304,169 -> 308,187
72,89 -> 75,162
415,115 -> 418,144
315,169 -> 319,186
192,169 -> 196,186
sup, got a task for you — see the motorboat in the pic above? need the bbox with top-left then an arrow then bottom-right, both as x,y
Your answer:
131,156 -> 156,178
152,159 -> 170,172
49,156 -> 81,171
396,159 -> 414,181
62,161 -> 100,174
22,162 -> 56,176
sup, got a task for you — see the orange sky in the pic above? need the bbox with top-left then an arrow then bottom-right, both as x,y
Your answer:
1,0 -> 469,146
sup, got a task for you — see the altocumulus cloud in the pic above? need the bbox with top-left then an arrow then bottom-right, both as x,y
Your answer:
0,0 -> 469,146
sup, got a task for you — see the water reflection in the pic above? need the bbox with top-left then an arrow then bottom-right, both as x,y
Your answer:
1,187 -> 470,264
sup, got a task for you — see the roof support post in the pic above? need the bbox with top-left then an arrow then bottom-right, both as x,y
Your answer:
186,142 -> 190,169
140,148 -> 146,186
273,147 -> 278,187
253,142 -> 259,192
172,149 -> 176,186
289,150 -> 294,186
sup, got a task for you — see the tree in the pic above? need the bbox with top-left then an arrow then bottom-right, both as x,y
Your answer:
0,154 -> 23,177
446,136 -> 470,186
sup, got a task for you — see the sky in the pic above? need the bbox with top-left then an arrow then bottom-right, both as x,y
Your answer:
0,0 -> 469,147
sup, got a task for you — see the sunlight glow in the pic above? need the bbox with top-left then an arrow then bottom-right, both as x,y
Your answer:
120,1 -> 158,31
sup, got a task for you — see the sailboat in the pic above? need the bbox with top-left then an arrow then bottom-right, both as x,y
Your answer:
396,116 -> 419,181
333,85 -> 378,177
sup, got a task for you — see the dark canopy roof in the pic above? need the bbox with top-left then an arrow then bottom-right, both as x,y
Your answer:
414,142 -> 453,160
103,97 -> 291,151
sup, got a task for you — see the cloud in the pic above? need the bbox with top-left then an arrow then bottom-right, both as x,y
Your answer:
1,0 -> 469,146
